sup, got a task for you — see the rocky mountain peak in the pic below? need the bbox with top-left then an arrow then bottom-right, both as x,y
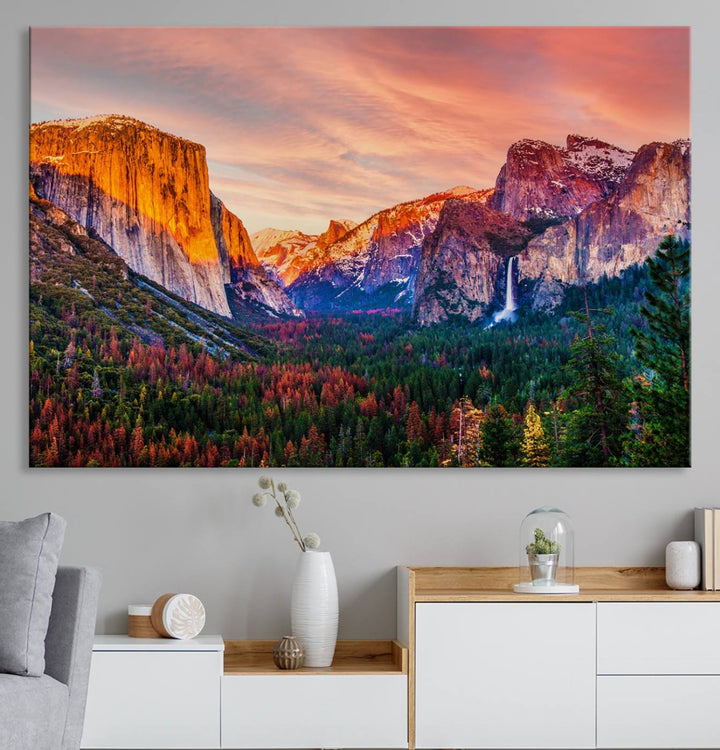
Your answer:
316,219 -> 356,252
517,138 -> 690,310
492,135 -> 635,224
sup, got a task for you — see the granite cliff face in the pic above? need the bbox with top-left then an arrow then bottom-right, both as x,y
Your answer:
517,140 -> 690,309
288,187 -> 492,311
413,199 -> 532,324
492,135 -> 635,224
210,195 -> 300,318
30,116 -> 299,319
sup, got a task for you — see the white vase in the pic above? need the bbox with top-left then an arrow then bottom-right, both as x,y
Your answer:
665,540 -> 701,590
291,550 -> 338,667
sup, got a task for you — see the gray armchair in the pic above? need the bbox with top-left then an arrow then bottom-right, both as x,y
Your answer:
0,566 -> 102,750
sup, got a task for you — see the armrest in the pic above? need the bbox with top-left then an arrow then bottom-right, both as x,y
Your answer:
45,566 -> 102,750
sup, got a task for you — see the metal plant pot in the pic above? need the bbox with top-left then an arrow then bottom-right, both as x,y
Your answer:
528,553 -> 559,585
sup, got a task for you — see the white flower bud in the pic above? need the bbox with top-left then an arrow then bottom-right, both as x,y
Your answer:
251,493 -> 266,507
277,481 -> 288,492
303,532 -> 321,550
274,506 -> 285,517
285,489 -> 301,504
258,475 -> 272,490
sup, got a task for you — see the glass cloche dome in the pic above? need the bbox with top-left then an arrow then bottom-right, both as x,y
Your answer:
514,506 -> 579,594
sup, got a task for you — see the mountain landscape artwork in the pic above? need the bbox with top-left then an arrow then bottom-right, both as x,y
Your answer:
29,27 -> 690,468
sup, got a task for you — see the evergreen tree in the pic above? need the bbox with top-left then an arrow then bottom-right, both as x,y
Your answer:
560,292 -> 627,467
477,403 -> 521,467
626,235 -> 690,466
521,403 -> 551,467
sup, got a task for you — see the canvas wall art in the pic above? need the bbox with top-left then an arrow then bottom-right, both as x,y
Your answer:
29,27 -> 690,467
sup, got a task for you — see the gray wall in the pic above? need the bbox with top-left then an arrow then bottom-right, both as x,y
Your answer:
3,0 -> 719,640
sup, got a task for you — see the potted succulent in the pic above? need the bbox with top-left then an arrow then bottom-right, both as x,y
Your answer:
525,528 -> 561,585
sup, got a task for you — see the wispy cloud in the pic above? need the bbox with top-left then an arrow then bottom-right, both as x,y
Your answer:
30,27 -> 689,234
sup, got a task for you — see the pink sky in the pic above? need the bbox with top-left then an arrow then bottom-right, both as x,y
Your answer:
30,27 -> 689,235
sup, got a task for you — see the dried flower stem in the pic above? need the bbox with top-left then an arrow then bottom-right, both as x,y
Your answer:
251,475 -> 320,552
270,479 -> 306,551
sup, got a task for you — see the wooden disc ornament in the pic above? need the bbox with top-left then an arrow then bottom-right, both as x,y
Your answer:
151,593 -> 206,639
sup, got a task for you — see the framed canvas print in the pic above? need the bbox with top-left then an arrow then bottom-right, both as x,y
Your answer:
29,27 -> 690,467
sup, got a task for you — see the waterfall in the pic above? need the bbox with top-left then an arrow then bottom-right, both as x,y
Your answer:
505,256 -> 517,312
491,256 -> 518,324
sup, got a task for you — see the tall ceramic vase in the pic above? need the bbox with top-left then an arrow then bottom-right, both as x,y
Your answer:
290,550 -> 338,667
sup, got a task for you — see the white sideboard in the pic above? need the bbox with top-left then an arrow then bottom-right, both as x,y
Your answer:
81,635 -> 224,749
80,570 -> 720,750
399,566 -> 720,750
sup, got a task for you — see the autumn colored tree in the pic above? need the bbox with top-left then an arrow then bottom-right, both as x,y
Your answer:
405,401 -> 424,444
298,424 -> 327,467
447,397 -> 483,467
521,403 -> 551,467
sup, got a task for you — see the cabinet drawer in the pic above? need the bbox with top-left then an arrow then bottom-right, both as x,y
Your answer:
597,603 -> 720,674
81,650 -> 222,748
221,674 -> 407,748
597,675 -> 720,748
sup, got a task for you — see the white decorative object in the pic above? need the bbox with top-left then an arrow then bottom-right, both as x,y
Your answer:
665,540 -> 701,590
151,593 -> 206,639
291,550 -> 338,667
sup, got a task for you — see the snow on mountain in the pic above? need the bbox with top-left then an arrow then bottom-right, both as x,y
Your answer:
564,135 -> 635,184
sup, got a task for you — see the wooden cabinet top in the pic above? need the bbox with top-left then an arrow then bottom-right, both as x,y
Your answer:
401,566 -> 720,602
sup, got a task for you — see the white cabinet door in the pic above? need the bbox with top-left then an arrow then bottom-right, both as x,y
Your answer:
597,602 -> 720,674
415,602 -> 596,749
81,650 -> 222,748
222,674 -> 407,748
597,675 -> 720,748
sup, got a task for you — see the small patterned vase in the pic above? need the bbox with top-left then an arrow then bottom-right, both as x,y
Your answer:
272,635 -> 305,670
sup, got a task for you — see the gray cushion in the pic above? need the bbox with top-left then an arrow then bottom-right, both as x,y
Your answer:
0,513 -> 66,676
0,673 -> 68,750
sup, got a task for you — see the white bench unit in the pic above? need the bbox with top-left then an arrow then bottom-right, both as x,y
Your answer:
81,637 -> 407,749
80,635 -> 224,749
